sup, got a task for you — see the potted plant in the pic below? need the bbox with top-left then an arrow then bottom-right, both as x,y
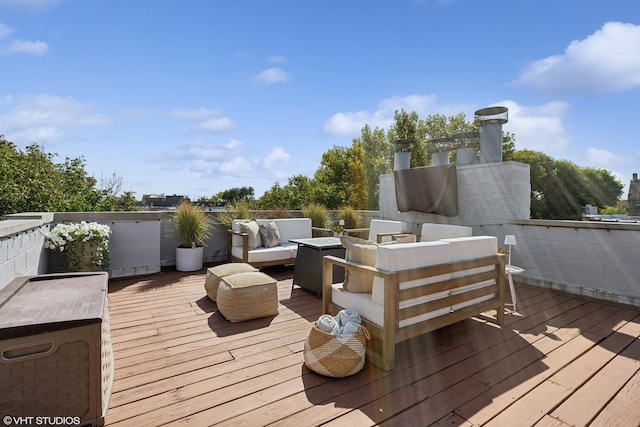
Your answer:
44,221 -> 111,272
174,200 -> 211,271
331,220 -> 345,237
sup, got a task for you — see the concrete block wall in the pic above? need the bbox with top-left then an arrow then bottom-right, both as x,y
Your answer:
510,221 -> 640,305
463,220 -> 640,307
379,161 -> 531,234
0,215 -> 52,290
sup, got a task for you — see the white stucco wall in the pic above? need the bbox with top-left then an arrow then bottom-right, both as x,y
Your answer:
379,161 -> 531,234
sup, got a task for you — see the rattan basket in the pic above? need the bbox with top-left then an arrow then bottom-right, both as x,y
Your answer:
303,322 -> 370,378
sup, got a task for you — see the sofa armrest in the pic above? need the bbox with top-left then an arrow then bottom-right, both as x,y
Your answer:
322,255 -> 390,315
311,227 -> 333,237
376,232 -> 417,243
227,229 -> 249,262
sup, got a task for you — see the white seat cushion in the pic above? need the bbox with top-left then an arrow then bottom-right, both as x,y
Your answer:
231,243 -> 297,263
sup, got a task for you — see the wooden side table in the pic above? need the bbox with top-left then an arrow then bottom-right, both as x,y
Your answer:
290,237 -> 345,297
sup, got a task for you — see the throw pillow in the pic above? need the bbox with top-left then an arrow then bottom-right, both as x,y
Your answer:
340,235 -> 378,293
259,221 -> 281,248
238,220 -> 263,250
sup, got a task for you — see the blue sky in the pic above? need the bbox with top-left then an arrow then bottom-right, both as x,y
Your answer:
1,0 -> 639,201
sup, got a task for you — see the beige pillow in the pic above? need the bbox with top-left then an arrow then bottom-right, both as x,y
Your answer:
340,236 -> 378,293
238,220 -> 262,250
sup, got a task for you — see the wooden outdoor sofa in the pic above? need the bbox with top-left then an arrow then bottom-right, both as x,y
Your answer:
227,218 -> 312,268
322,235 -> 506,371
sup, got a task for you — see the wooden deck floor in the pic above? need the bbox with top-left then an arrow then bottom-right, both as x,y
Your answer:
105,265 -> 640,426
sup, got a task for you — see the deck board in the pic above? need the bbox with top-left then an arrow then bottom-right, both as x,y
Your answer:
105,265 -> 640,426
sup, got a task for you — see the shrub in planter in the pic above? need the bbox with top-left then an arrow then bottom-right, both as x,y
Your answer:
44,221 -> 111,272
174,201 -> 211,271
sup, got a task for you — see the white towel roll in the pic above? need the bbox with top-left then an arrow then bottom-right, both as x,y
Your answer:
341,321 -> 361,335
316,314 -> 339,334
335,309 -> 361,328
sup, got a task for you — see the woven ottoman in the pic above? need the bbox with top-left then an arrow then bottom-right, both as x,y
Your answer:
205,262 -> 258,301
217,271 -> 279,322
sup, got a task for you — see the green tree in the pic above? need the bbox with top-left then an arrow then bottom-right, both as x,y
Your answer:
501,132 -> 516,160
512,150 -> 623,219
314,146 -> 351,208
212,186 -> 255,204
0,136 -> 133,216
114,191 -> 139,211
257,175 -> 318,210
347,141 -> 367,209
356,125 -> 391,210
256,182 -> 288,209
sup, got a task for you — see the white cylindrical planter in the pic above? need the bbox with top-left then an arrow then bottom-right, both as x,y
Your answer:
176,246 -> 204,271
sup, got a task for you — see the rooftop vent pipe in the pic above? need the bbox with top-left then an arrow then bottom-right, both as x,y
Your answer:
392,138 -> 413,171
474,106 -> 508,163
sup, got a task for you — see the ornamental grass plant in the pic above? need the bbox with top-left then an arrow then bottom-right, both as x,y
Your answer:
44,221 -> 111,271
336,205 -> 362,229
174,200 -> 211,248
215,199 -> 252,230
301,202 -> 330,228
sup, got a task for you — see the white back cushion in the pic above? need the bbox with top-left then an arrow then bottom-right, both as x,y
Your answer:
371,241 -> 451,305
274,218 -> 312,243
440,235 -> 497,261
231,218 -> 311,246
420,223 -> 472,242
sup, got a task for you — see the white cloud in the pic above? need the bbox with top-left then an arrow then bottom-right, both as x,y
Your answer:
515,21 -> 640,95
0,23 -> 13,39
2,39 -> 48,55
253,67 -> 290,85
169,107 -> 235,133
195,117 -> 235,132
499,99 -> 571,154
583,147 -> 635,169
0,94 -> 110,143
263,146 -> 290,169
158,138 -> 291,181
323,94 -> 439,136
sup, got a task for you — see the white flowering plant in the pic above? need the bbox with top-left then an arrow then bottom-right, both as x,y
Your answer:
44,221 -> 111,271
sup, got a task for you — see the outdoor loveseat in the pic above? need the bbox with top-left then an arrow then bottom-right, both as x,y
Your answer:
322,235 -> 505,371
228,218 -> 312,268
